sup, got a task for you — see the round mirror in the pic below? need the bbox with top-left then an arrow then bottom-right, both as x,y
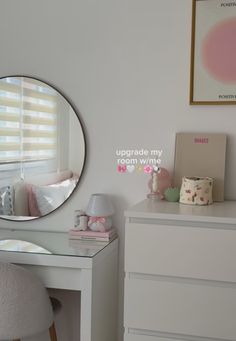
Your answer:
0,76 -> 86,221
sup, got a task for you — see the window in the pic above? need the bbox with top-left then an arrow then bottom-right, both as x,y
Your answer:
0,77 -> 58,179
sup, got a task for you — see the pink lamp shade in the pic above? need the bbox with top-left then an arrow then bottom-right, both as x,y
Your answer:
86,193 -> 114,217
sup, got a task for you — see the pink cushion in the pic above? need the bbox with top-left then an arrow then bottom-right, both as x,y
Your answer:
26,184 -> 41,217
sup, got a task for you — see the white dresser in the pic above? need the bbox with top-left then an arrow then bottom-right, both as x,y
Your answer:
124,199 -> 236,341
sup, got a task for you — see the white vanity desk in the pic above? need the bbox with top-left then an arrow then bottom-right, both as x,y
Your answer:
0,229 -> 118,341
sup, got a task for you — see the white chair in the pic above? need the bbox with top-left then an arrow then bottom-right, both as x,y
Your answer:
0,262 -> 57,341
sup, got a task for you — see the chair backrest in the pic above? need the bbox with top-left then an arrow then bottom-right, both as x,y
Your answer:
0,262 -> 53,340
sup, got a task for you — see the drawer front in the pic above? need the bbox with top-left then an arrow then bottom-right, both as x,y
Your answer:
125,334 -> 186,341
124,277 -> 236,340
125,223 -> 236,282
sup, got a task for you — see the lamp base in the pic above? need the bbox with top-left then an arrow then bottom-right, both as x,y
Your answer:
147,193 -> 160,200
88,216 -> 112,232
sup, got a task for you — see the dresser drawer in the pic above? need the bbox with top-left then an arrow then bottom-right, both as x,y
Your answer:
124,277 -> 236,340
125,223 -> 236,282
125,334 -> 186,341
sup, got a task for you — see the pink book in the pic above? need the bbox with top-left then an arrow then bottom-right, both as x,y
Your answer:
69,227 -> 116,238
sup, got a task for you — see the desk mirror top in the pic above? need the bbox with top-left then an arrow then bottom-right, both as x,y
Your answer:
0,230 -> 110,257
0,76 -> 86,221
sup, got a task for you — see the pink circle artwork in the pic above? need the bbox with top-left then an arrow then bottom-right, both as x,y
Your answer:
202,17 -> 236,84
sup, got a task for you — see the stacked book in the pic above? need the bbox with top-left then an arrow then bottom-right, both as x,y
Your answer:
68,227 -> 117,242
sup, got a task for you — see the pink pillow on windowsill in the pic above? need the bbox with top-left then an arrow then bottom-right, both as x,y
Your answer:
26,184 -> 41,217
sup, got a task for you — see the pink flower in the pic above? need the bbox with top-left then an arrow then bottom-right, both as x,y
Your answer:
144,165 -> 153,174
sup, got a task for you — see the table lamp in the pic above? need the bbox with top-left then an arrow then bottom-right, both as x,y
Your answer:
86,193 -> 114,232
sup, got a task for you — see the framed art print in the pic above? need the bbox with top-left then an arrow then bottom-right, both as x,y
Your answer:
190,0 -> 236,104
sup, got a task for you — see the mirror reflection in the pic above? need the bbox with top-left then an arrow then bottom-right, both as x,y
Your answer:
0,76 -> 85,221
0,239 -> 52,254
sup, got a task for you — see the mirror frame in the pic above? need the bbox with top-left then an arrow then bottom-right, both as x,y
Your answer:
0,75 -> 87,222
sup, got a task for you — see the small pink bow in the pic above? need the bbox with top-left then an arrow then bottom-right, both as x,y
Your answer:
89,217 -> 106,224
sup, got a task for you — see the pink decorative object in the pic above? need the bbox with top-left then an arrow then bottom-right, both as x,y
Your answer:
202,18 -> 236,84
26,184 -> 41,217
88,216 -> 112,232
69,226 -> 117,239
117,165 -> 126,173
157,167 -> 171,199
144,165 -> 153,174
147,167 -> 171,200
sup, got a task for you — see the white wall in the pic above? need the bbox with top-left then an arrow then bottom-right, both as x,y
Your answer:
1,1 -> 236,340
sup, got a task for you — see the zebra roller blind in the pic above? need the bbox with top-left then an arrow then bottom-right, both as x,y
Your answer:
0,77 -> 57,164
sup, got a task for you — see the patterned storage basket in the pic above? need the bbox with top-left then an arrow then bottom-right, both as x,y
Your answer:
180,177 -> 213,205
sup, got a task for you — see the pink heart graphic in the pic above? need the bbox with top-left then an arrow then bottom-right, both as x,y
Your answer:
117,165 -> 127,173
144,165 -> 153,174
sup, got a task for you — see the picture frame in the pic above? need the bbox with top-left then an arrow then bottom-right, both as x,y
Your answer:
190,0 -> 236,105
